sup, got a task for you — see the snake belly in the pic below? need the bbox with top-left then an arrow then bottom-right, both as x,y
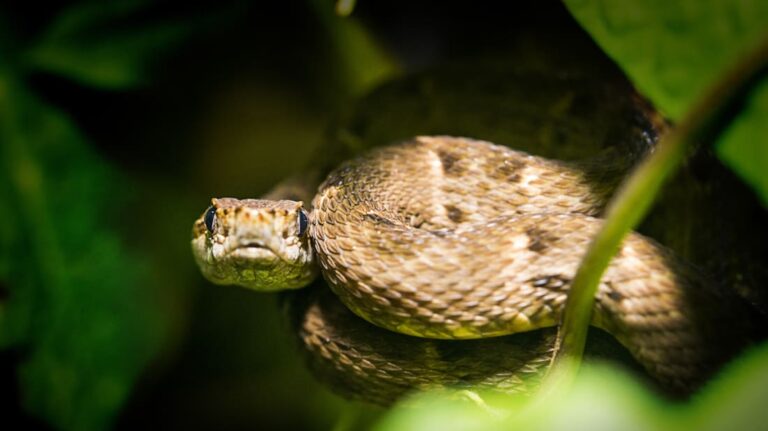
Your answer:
305,135 -> 753,395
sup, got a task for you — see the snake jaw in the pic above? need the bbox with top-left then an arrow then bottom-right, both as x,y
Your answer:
230,240 -> 278,262
191,198 -> 318,291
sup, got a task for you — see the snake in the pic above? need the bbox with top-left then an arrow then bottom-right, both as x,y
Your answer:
191,135 -> 756,404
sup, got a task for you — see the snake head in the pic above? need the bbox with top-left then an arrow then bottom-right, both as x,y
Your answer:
191,197 -> 317,291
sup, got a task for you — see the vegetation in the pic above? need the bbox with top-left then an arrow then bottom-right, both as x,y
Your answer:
0,1 -> 765,430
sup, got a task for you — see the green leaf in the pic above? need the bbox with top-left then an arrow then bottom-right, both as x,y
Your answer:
24,0 -> 192,89
563,0 -> 768,205
373,365 -> 669,431
0,73 -> 161,430
374,342 -> 768,430
716,79 -> 768,205
310,0 -> 400,97
690,342 -> 768,430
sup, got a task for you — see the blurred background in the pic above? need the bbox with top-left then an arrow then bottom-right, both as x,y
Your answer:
2,1 -> 766,430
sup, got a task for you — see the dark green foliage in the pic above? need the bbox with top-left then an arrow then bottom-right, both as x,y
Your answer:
0,77 -> 161,429
565,0 -> 768,205
0,1 -> 187,428
0,1 -> 766,430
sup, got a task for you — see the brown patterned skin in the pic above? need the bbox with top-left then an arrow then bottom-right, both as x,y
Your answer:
309,136 -> 751,392
287,285 -> 641,405
192,135 -> 754,400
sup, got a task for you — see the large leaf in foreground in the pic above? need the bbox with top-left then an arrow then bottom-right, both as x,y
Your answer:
373,342 -> 768,431
564,0 -> 768,205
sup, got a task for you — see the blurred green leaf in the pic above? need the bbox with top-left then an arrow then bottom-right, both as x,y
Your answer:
690,342 -> 768,430
310,0 -> 400,97
563,0 -> 768,119
715,79 -> 768,207
564,0 -> 768,205
372,394 -> 509,431
375,342 -> 768,431
373,364 -> 669,431
24,0 -> 192,89
0,73 -> 161,430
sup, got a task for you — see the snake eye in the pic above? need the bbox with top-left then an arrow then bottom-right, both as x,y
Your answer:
204,206 -> 217,232
298,210 -> 309,237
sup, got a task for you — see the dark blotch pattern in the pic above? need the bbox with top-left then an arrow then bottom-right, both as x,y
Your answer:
489,157 -> 527,183
445,205 -> 463,223
526,227 -> 559,253
437,150 -> 462,175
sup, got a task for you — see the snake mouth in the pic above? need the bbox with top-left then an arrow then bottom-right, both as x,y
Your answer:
231,241 -> 279,261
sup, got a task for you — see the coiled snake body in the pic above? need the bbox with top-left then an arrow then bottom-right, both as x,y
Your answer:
192,136 -> 753,403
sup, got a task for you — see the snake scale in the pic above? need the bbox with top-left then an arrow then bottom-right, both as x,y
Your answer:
191,134 -> 757,403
